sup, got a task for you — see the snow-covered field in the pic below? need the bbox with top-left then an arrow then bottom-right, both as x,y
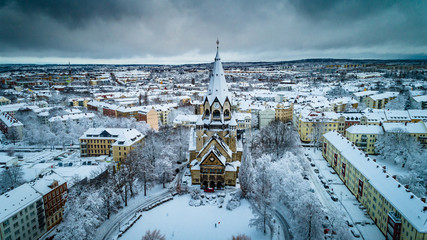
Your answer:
120,194 -> 268,240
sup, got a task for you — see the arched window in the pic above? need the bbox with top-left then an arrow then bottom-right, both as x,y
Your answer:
224,109 -> 230,118
213,110 -> 220,119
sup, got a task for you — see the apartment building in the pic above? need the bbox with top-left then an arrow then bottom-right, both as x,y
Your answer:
345,125 -> 384,154
275,102 -> 293,123
30,173 -> 67,231
0,112 -> 24,141
364,92 -> 399,109
79,128 -> 144,162
0,184 -> 46,240
323,131 -> 427,240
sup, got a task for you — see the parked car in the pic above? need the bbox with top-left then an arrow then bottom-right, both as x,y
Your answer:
204,187 -> 214,193
351,229 -> 361,238
314,169 -> 319,173
331,195 -> 338,202
345,220 -> 354,227
310,163 -> 315,167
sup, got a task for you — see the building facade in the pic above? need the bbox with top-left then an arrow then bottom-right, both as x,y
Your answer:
79,128 -> 144,162
189,42 -> 243,188
323,131 -> 427,240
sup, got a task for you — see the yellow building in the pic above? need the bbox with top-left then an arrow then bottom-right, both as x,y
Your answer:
189,43 -> 242,188
0,96 -> 11,105
382,122 -> 427,148
275,102 -> 293,123
79,128 -> 144,162
298,111 -> 339,142
323,131 -> 427,240
345,125 -> 384,154
364,92 -> 399,109
68,98 -> 90,107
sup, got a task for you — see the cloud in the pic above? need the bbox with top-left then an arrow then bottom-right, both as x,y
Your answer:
0,0 -> 426,63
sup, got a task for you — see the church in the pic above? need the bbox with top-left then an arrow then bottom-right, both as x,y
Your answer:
189,41 -> 243,189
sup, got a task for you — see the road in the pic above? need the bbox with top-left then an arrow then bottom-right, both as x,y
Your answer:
95,163 -> 187,240
274,209 -> 293,240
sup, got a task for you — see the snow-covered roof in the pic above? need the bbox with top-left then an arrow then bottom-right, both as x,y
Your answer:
201,145 -> 226,166
384,110 -> 410,121
0,184 -> 42,223
0,112 -> 23,127
408,110 -> 427,121
413,95 -> 427,103
353,90 -> 379,97
204,44 -> 232,106
48,112 -> 95,122
323,131 -> 427,232
382,122 -> 427,134
369,92 -> 399,101
346,125 -> 384,135
30,172 -> 66,195
80,128 -> 144,146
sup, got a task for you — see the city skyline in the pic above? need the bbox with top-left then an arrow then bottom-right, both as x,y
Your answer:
0,0 -> 426,64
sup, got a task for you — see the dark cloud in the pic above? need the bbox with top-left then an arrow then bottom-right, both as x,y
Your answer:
0,0 -> 425,63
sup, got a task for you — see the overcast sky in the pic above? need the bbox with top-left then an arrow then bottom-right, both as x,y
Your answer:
0,0 -> 426,64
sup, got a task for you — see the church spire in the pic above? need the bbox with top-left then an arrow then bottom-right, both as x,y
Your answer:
205,40 -> 231,106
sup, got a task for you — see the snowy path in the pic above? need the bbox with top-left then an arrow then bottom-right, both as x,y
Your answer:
95,189 -> 174,240
274,209 -> 292,240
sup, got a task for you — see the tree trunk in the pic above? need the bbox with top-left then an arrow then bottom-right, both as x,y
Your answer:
144,173 -> 147,196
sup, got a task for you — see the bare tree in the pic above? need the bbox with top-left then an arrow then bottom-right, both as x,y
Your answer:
142,229 -> 165,240
232,234 -> 251,240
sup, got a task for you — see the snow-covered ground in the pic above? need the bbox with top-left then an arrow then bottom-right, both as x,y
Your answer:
120,194 -> 268,240
304,148 -> 384,239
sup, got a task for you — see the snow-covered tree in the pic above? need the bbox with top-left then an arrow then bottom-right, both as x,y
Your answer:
251,120 -> 298,159
385,94 -> 407,110
375,130 -> 424,168
249,155 -> 275,234
0,164 -> 24,191
141,229 -> 166,240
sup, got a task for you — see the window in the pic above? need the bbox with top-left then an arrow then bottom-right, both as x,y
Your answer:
342,162 -> 346,177
358,179 -> 364,197
213,110 -> 220,119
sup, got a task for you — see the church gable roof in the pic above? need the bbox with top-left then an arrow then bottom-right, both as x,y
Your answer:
197,134 -> 232,159
200,146 -> 226,166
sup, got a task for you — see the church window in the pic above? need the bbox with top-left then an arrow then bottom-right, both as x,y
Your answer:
205,109 -> 210,116
224,110 -> 230,118
213,110 -> 220,119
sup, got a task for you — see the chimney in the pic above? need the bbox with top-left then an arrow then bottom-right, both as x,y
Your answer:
405,185 -> 409,189
373,159 -> 376,162
423,206 -> 427,212
421,197 -> 426,203
392,175 -> 397,180
383,166 -> 386,170
410,195 -> 414,199
398,184 -> 400,188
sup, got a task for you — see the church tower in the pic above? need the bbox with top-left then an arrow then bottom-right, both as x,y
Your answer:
190,41 -> 242,189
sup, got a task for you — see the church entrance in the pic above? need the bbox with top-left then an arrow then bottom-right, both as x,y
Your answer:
202,181 -> 208,189
217,181 -> 222,190
209,181 -> 216,188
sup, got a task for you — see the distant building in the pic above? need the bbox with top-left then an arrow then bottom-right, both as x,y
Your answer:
275,102 -> 293,123
412,95 -> 427,109
345,125 -> 383,154
364,92 -> 399,109
258,108 -> 275,129
0,112 -> 24,142
0,96 -> 11,106
79,128 -> 144,162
